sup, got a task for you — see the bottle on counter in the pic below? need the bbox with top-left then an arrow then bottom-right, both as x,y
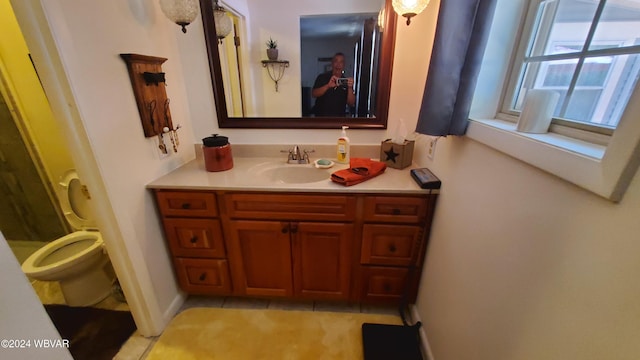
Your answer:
336,125 -> 350,164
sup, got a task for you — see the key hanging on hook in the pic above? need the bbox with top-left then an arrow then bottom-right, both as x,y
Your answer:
173,124 -> 181,147
157,132 -> 167,154
164,99 -> 177,152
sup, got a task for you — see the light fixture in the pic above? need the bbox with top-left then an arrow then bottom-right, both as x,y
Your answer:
159,0 -> 199,33
392,0 -> 430,26
213,0 -> 233,43
378,4 -> 386,31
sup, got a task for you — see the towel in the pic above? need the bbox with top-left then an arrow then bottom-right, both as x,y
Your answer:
331,158 -> 387,186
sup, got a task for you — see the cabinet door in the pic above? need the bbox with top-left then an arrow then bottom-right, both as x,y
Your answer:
227,220 -> 293,297
292,222 -> 353,300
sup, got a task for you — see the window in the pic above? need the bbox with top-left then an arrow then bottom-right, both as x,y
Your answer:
467,0 -> 640,202
503,0 -> 640,131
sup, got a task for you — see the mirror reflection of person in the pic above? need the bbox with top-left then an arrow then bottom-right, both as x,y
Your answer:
311,52 -> 355,116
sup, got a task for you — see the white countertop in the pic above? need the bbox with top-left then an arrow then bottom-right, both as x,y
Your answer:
147,156 -> 438,195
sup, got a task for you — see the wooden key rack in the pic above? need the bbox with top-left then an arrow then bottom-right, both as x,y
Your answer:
120,53 -> 174,138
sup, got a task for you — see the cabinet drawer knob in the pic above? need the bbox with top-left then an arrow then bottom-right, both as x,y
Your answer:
392,208 -> 401,215
190,236 -> 198,244
281,226 -> 289,234
199,273 -> 207,281
383,283 -> 392,292
388,244 -> 397,253
181,203 -> 191,209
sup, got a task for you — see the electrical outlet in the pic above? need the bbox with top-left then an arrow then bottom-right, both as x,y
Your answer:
427,137 -> 438,160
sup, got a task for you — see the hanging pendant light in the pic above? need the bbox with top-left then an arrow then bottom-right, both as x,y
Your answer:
159,0 -> 199,33
392,0 -> 430,26
213,0 -> 233,44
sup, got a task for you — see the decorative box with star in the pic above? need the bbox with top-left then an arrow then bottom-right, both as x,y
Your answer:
380,139 -> 415,169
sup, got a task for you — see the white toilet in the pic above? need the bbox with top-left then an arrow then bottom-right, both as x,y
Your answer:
22,170 -> 114,306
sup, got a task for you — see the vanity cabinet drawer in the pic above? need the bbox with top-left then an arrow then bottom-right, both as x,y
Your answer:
363,196 -> 428,223
162,218 -> 225,258
156,191 -> 218,218
360,267 -> 410,302
361,225 -> 421,266
224,193 -> 356,221
174,258 -> 231,294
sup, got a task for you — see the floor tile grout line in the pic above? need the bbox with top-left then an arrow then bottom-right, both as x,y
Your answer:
138,336 -> 159,360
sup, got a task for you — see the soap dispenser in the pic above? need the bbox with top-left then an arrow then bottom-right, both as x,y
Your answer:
336,126 -> 350,164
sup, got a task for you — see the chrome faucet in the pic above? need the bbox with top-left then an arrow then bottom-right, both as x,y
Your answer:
283,145 -> 313,164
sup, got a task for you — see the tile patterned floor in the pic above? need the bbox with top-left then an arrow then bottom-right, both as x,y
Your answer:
115,296 -> 400,360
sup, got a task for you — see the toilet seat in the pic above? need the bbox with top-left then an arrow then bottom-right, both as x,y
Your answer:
58,169 -> 97,231
21,231 -> 104,277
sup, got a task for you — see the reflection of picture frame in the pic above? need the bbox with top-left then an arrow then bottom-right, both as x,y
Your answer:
318,57 -> 332,74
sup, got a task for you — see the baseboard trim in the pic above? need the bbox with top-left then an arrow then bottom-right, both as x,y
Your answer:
409,304 -> 435,360
162,292 -> 187,330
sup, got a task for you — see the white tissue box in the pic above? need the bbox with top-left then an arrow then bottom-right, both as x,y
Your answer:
380,139 -> 414,169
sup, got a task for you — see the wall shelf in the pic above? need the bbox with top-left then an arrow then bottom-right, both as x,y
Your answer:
261,60 -> 289,92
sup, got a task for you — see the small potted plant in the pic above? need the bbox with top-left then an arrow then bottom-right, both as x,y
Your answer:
266,37 -> 278,60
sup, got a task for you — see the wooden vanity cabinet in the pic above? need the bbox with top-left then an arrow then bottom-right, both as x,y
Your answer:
154,189 -> 437,304
224,193 -> 355,301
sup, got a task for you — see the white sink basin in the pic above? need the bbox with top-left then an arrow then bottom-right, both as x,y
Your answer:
250,162 -> 333,184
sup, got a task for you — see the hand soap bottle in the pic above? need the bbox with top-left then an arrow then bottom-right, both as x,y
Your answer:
336,125 -> 350,164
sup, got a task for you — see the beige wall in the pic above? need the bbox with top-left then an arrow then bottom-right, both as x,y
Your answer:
415,133 -> 640,359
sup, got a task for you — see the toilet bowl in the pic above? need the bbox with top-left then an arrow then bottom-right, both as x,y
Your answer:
22,170 -> 114,306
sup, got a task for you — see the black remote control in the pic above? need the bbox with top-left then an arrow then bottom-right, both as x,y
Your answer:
410,168 -> 441,189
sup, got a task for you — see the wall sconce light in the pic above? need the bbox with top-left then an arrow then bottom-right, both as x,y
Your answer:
213,0 -> 233,43
378,5 -> 386,31
392,0 -> 431,25
159,0 -> 199,33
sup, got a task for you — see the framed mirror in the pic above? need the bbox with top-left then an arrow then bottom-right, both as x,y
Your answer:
199,0 -> 397,129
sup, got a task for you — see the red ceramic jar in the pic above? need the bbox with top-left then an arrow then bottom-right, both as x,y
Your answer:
202,134 -> 233,172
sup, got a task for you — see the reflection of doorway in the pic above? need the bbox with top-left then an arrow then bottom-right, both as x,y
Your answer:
218,10 -> 247,117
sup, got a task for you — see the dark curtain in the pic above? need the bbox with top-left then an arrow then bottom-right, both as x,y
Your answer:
415,0 -> 498,136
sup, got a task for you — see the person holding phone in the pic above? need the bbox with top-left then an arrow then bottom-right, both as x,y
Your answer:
311,52 -> 355,116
